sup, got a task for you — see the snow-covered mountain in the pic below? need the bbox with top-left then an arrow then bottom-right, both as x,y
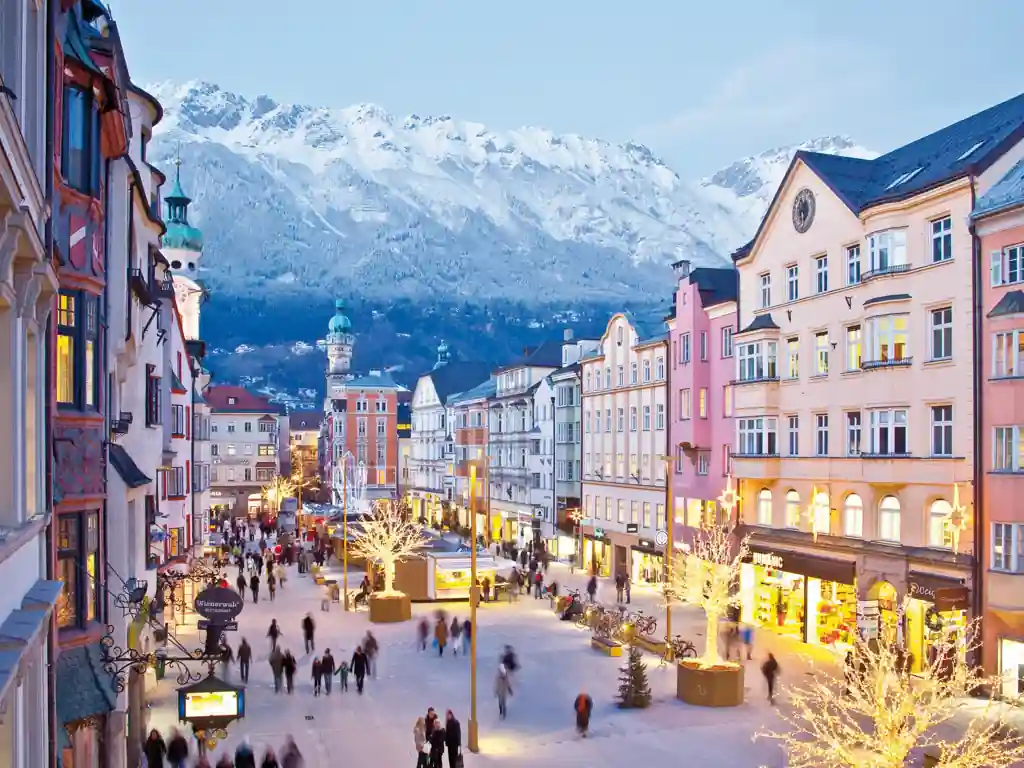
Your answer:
145,80 -> 873,304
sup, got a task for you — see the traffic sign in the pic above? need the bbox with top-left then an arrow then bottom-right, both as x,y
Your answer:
198,620 -> 238,632
655,530 -> 668,546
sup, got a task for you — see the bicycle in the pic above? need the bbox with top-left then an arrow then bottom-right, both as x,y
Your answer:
659,636 -> 698,666
631,610 -> 657,638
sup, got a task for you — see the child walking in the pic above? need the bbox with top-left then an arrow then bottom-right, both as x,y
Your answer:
336,659 -> 350,692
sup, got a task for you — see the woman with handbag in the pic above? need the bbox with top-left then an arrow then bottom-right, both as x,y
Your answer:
413,717 -> 429,768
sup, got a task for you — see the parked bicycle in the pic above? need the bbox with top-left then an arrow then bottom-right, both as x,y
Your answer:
630,609 -> 657,638
659,635 -> 699,666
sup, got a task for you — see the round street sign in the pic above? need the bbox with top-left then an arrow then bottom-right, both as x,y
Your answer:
655,530 -> 668,546
194,586 -> 245,622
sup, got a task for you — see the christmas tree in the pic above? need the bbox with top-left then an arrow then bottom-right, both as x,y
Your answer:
616,644 -> 652,709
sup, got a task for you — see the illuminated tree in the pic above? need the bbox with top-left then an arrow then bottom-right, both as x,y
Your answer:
761,616 -> 1024,767
350,500 -> 429,595
261,475 -> 297,515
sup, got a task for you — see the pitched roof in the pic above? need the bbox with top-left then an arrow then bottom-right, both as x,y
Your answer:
108,444 -> 152,489
737,313 -> 780,335
496,340 -> 564,372
987,290 -> 1024,319
55,643 -> 116,732
689,266 -> 739,308
973,158 -> 1024,220
737,92 -> 1024,261
289,411 -> 321,431
205,385 -> 282,414
449,378 -> 497,405
426,362 -> 494,404
345,370 -> 402,389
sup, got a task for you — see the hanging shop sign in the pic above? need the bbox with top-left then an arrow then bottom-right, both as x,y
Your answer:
634,538 -> 658,553
745,545 -> 856,583
626,523 -> 639,534
194,586 -> 245,622
907,572 -> 969,611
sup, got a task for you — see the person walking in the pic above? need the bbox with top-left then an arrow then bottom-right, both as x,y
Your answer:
461,618 -> 471,656
216,753 -> 233,768
249,573 -> 260,604
449,617 -> 462,656
364,631 -> 379,677
434,616 -> 448,657
283,650 -> 297,694
144,729 -> 166,768
428,720 -> 446,768
302,613 -> 315,654
534,570 -> 543,599
573,690 -> 593,737
586,574 -> 598,603
166,728 -> 189,768
276,562 -> 287,590
741,622 -> 754,660
219,640 -> 234,682
280,736 -> 303,768
444,710 -> 462,768
494,665 -> 512,719
414,716 -> 429,768
321,648 -> 335,694
417,617 -> 429,651
614,572 -> 624,603
267,619 -> 282,652
267,570 -> 277,602
624,574 -> 631,604
259,747 -> 279,768
236,572 -> 246,597
482,576 -> 491,602
269,646 -> 284,693
311,656 -> 323,696
761,652 -> 780,705
237,638 -> 252,683
336,657 -> 349,692
350,646 -> 368,694
234,739 -> 256,768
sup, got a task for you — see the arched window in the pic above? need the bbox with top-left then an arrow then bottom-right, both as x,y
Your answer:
929,499 -> 953,548
757,489 -> 773,525
813,492 -> 830,534
843,494 -> 863,537
879,496 -> 901,542
617,326 -> 624,345
785,490 -> 801,528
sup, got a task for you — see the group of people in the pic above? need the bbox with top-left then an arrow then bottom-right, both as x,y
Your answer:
418,612 -> 471,657
413,707 -> 462,768
262,614 -> 379,696
144,728 -> 303,768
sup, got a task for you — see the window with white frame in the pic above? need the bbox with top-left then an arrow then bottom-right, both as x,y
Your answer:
643,359 -> 651,381
846,325 -> 862,371
679,389 -> 691,419
928,499 -> 954,549
812,491 -> 830,534
846,244 -> 861,285
722,326 -> 734,358
616,408 -> 624,432
629,407 -> 637,432
630,362 -> 637,384
655,404 -> 664,430
680,335 -> 691,364
993,330 -> 1024,377
656,356 -> 665,379
846,411 -> 862,456
867,229 -> 908,273
786,337 -> 799,379
786,265 -> 799,302
605,408 -> 611,432
760,272 -> 771,308
784,490 -> 800,528
868,408 -> 908,455
815,413 -> 829,456
737,417 -> 777,456
700,332 -> 708,361
991,244 -> 1024,287
617,365 -> 624,386
843,494 -> 863,537
993,425 -> 1024,472
643,405 -> 651,431
931,216 -> 952,263
815,255 -> 828,293
931,307 -> 952,360
992,523 -> 1024,572
699,388 -> 708,419
865,314 -> 909,363
697,452 -> 710,475
756,489 -> 772,525
605,367 -> 611,387
878,495 -> 901,542
737,340 -> 777,381
723,385 -> 733,417
814,332 -> 829,376
787,415 -> 799,456
931,405 -> 953,457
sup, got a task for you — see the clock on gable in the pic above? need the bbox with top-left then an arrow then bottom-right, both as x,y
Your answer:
792,188 -> 816,234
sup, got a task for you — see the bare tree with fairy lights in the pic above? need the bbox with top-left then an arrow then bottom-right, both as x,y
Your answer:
351,500 -> 429,595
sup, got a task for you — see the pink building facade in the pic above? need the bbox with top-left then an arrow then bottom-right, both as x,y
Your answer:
666,261 -> 738,548
974,159 -> 1024,695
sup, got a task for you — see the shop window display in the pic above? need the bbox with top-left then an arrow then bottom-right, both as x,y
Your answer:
808,579 -> 856,648
751,567 -> 805,641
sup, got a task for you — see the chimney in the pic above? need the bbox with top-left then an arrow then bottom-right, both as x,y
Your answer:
672,259 -> 691,280
563,328 -> 574,342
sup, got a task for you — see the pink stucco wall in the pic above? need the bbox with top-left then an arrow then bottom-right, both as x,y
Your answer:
668,268 -> 737,543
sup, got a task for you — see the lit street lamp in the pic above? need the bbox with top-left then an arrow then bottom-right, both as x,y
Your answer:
468,462 -> 480,753
567,507 -> 583,568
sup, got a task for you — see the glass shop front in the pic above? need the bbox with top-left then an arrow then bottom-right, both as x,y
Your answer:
905,573 -> 969,675
630,538 -> 665,585
582,530 -> 612,577
740,546 -> 858,650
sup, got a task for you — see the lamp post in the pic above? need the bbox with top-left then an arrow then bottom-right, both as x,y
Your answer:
468,463 -> 480,753
568,508 -> 583,569
658,454 -> 675,660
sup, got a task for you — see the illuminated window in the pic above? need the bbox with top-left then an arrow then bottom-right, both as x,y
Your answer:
56,292 -> 76,405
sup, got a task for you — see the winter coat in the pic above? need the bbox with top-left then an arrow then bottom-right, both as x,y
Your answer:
234,745 -> 256,768
311,660 -> 322,681
350,650 -> 368,677
364,634 -> 379,657
269,648 -> 284,674
282,654 -> 297,677
321,652 -> 335,675
302,616 -> 315,638
238,641 -> 253,663
425,712 -> 438,739
494,672 -> 512,699
143,736 -> 166,768
260,756 -> 279,768
166,735 -> 189,763
413,722 -> 427,753
450,619 -> 461,639
249,575 -> 260,591
281,745 -> 303,768
267,623 -> 281,639
462,619 -> 472,639
435,621 -> 448,646
574,693 -> 593,728
429,727 -> 446,756
445,717 -> 462,750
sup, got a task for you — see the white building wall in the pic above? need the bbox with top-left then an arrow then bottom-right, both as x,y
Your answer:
529,377 -> 556,542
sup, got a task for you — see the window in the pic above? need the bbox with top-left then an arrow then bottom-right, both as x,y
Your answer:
812,492 -> 830,534
925,306 -> 954,362
737,341 -> 777,381
815,414 -> 829,456
643,360 -> 651,382
377,418 -> 387,436
642,502 -> 651,528
931,217 -> 952,263
878,496 -> 901,542
357,418 -> 367,437
655,404 -> 664,430
756,489 -> 772,525
680,335 -> 691,364
846,412 -> 862,456
630,363 -> 638,384
867,229 -> 908,273
617,500 -> 625,523
699,333 -> 708,361
629,407 -> 638,432
814,332 -> 829,376
928,499 -> 954,548
866,315 -> 909,363
145,364 -> 161,427
786,337 -> 799,379
785,491 -> 800,528
616,408 -> 624,432
617,326 -> 624,345
656,504 -> 665,531
846,325 -> 862,371
56,292 -> 76,405
721,326 -> 734,358
697,452 -> 710,475
376,442 -> 386,464
56,512 -> 100,629
992,426 -> 1024,472
226,443 -> 236,457
244,421 -> 252,433
723,386 -> 733,417
786,415 -> 799,456
760,273 -> 771,308
931,405 -> 953,456
227,422 -> 236,433
698,389 -> 707,419
868,408 -> 908,455
846,245 -> 861,285
786,265 -> 799,302
656,356 -> 665,379
617,365 -> 624,386
83,296 -> 98,408
737,417 -> 777,456
992,523 -> 1024,572
991,245 -> 1024,287
815,255 -> 828,293
171,405 -> 186,437
258,444 -> 276,456
993,330 -> 1024,377
604,367 -> 611,388
679,389 -> 691,419
62,86 -> 96,194
594,410 -> 601,433
843,494 -> 863,537
640,405 -> 649,431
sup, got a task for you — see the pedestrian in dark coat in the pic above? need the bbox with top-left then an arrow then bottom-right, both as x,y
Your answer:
444,710 -> 462,768
234,740 -> 256,768
236,572 -> 246,596
259,748 -> 279,768
428,723 -> 446,768
350,646 -> 369,694
449,618 -> 462,656
321,648 -> 336,694
573,691 -> 593,737
249,573 -> 260,603
762,652 -> 780,704
166,728 -> 189,767
238,638 -> 253,683
267,570 -> 277,601
363,631 -> 379,677
267,619 -> 281,651
269,647 -> 284,693
302,613 -> 315,654
283,650 -> 297,694
280,737 -> 303,768
425,707 -> 438,740
143,729 -> 166,768
311,657 -> 323,696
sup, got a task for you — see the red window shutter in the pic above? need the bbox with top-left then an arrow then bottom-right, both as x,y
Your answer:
186,407 -> 191,439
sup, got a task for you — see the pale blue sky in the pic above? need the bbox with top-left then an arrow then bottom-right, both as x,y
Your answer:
112,0 -> 1023,176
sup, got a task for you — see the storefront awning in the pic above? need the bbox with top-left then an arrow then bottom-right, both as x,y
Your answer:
55,643 -> 116,736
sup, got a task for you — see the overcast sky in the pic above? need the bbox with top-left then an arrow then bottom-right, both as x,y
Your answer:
112,0 -> 1023,177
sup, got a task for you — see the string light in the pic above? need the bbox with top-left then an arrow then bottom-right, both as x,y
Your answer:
946,482 -> 970,557
350,499 -> 429,595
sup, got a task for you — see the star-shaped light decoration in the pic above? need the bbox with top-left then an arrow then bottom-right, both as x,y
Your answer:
568,508 -> 584,526
946,483 -> 971,557
717,475 -> 740,526
803,486 -> 822,542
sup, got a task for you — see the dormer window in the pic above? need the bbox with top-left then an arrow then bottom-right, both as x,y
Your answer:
885,168 -> 923,190
956,141 -> 985,161
227,397 -> 237,405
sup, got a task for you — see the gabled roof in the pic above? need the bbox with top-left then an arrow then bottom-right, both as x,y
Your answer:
689,266 -> 739,309
973,158 -> 1024,220
205,385 -> 282,414
495,340 -> 564,373
424,362 -> 494,404
345,370 -> 402,389
987,290 -> 1024,319
737,313 -> 780,335
449,378 -> 497,405
737,92 -> 1024,262
289,412 -> 321,431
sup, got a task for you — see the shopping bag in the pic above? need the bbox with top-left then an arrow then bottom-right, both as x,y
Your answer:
454,753 -> 464,768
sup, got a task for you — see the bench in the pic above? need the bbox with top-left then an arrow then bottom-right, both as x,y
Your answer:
632,634 -> 668,657
590,636 -> 624,657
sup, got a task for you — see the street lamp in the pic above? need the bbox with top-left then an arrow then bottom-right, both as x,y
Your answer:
468,462 -> 480,753
343,461 -> 350,611
567,508 -> 583,569
657,454 -> 676,660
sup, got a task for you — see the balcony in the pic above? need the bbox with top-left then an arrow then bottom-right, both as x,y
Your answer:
860,263 -> 911,282
154,276 -> 175,298
129,267 -> 154,305
860,357 -> 913,371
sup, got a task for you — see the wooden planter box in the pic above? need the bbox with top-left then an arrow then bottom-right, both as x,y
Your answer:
590,636 -> 623,657
676,660 -> 744,707
368,593 -> 412,624
553,596 -> 571,614
632,635 -> 667,657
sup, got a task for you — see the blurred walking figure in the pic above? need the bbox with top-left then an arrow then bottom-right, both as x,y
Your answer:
302,613 -> 315,654
417,617 -> 429,651
494,664 -> 512,719
311,656 -> 323,696
237,638 -> 252,683
573,691 -> 593,737
267,619 -> 281,651
761,652 -> 780,705
449,617 -> 462,656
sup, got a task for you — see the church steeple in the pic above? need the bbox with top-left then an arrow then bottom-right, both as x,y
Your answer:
162,149 -> 204,254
